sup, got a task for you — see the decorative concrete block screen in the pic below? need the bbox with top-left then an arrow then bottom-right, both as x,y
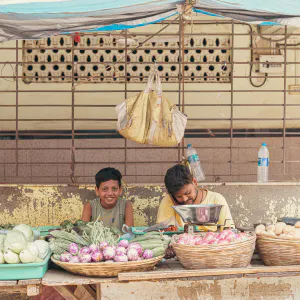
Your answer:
22,34 -> 231,84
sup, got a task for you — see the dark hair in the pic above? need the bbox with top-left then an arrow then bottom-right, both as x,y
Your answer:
164,164 -> 193,195
95,167 -> 122,188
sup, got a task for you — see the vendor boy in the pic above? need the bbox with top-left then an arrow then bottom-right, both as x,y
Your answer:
82,167 -> 133,231
157,164 -> 234,231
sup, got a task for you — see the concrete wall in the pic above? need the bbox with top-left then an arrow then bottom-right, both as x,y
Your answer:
0,16 -> 300,131
1,183 -> 300,228
101,276 -> 300,300
1,136 -> 299,184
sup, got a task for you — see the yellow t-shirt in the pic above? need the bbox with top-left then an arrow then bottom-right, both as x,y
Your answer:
156,189 -> 235,231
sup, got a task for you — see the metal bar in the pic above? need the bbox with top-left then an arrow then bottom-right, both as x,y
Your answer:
283,26 -> 287,175
181,15 -> 185,161
4,74 -> 300,79
71,34 -> 76,183
178,15 -> 182,163
1,89 -> 297,93
230,21 -> 234,176
1,103 -> 300,107
15,40 -> 19,178
124,30 -> 128,176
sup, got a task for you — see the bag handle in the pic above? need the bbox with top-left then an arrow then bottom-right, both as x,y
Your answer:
144,70 -> 162,95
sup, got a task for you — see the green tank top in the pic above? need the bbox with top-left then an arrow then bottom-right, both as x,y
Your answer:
89,198 -> 127,231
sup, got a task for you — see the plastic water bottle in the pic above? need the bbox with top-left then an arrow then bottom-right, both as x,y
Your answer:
257,142 -> 269,183
186,144 -> 205,182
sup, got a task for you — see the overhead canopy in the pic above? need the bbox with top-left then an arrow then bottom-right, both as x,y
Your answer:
0,0 -> 300,42
194,0 -> 300,26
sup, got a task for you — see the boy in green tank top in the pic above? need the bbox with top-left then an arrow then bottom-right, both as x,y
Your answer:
82,168 -> 134,231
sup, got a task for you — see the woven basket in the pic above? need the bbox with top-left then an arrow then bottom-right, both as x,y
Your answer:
51,255 -> 164,277
171,233 -> 256,269
257,235 -> 300,266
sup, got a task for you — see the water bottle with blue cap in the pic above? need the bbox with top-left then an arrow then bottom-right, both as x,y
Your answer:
257,142 -> 269,183
186,144 -> 205,182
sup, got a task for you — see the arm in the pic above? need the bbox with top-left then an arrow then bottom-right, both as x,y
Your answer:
217,195 -> 235,229
156,195 -> 176,224
125,201 -> 134,227
81,202 -> 92,222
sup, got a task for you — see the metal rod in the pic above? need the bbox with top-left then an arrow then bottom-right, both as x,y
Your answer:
15,40 -> 19,177
71,34 -> 76,183
283,26 -> 287,175
178,15 -> 182,163
124,30 -> 128,176
230,21 -> 234,176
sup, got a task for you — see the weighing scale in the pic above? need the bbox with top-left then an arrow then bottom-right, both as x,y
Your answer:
172,204 -> 232,234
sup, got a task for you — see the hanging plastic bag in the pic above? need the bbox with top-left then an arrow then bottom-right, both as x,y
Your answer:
115,70 -> 187,147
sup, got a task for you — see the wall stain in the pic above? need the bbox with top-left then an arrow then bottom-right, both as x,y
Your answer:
177,280 -> 222,300
249,281 -> 293,300
1,184 -> 300,227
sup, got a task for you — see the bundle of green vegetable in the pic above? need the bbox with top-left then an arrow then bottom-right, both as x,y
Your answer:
50,219 -> 120,260
52,231 -> 169,264
0,224 -> 50,264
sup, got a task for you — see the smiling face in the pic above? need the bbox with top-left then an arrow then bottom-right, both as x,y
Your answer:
173,179 -> 198,205
95,179 -> 122,209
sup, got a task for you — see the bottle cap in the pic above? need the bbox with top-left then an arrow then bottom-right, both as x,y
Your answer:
262,142 -> 267,146
187,144 -> 192,148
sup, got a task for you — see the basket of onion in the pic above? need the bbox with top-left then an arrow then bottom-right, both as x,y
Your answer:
255,221 -> 300,266
51,240 -> 164,277
171,230 -> 256,269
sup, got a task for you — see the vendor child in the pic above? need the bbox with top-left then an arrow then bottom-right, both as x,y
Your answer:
157,164 -> 234,231
82,167 -> 134,231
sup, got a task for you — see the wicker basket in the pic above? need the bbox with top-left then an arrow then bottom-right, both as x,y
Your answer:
257,235 -> 300,266
51,255 -> 164,277
171,233 -> 256,269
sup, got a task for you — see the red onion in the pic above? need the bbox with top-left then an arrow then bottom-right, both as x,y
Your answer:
91,250 -> 103,262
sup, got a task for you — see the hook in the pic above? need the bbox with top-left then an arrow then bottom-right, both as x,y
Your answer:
221,61 -> 227,74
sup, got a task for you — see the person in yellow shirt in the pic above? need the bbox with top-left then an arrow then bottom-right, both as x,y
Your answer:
157,164 -> 235,231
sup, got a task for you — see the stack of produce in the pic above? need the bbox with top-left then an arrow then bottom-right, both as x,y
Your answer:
256,221 -> 300,266
51,230 -> 170,263
173,230 -> 252,246
0,224 -> 50,264
255,222 -> 300,239
171,230 -> 256,269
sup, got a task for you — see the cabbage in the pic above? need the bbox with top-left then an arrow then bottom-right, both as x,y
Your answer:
142,249 -> 153,259
8,242 -> 27,254
114,255 -> 128,262
127,248 -> 139,261
20,249 -> 36,263
4,250 -> 20,264
27,243 -> 40,258
0,251 -> 4,264
33,240 -> 49,259
91,250 -> 103,262
0,235 -> 5,252
103,246 -> 116,260
79,254 -> 92,263
35,257 -> 43,263
68,243 -> 79,256
116,247 -> 127,256
13,224 -> 34,243
118,240 -> 129,249
4,231 -> 27,252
